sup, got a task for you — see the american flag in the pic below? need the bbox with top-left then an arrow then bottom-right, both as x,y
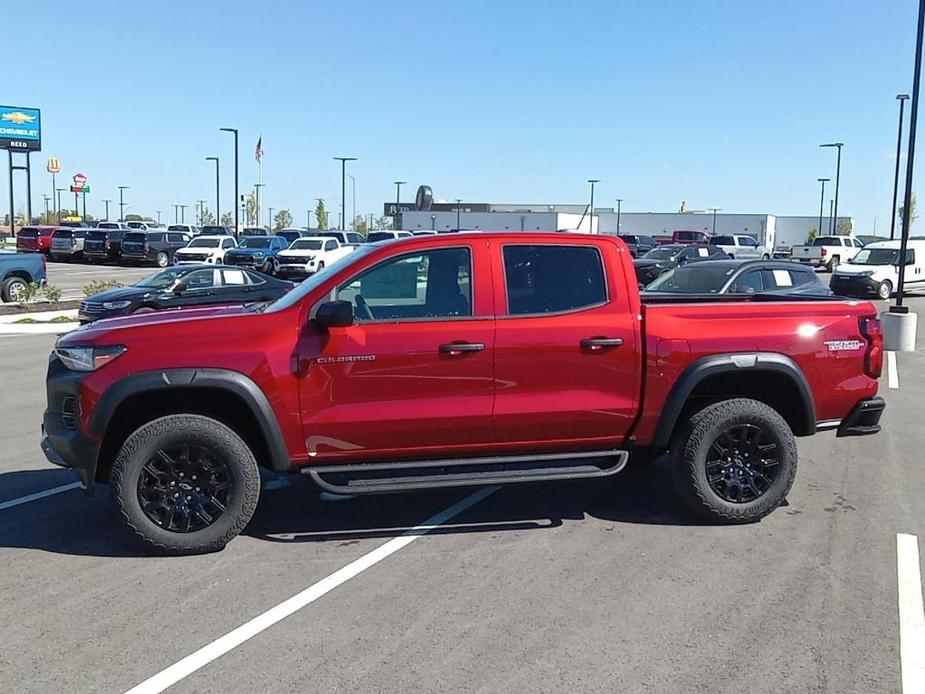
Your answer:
255,136 -> 263,162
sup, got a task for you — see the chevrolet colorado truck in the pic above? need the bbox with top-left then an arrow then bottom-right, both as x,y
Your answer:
42,233 -> 885,554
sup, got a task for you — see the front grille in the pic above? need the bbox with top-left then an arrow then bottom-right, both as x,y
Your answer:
79,300 -> 105,315
178,253 -> 211,262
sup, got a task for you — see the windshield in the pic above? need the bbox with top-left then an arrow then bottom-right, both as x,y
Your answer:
136,268 -> 189,289
813,237 -> 842,246
98,223 -> 120,229
367,232 -> 395,242
266,244 -> 378,312
642,247 -> 678,260
238,237 -> 271,248
645,265 -> 737,293
290,240 -> 323,250
850,248 -> 905,265
187,238 -> 220,248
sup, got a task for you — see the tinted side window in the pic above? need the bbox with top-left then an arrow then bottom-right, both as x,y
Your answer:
348,233 -> 364,243
731,270 -> 764,293
168,233 -> 185,243
503,245 -> 606,316
740,237 -> 758,247
712,235 -> 735,245
325,240 -> 337,251
789,269 -> 817,287
336,248 -> 472,321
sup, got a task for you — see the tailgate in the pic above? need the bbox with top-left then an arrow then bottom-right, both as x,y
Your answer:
792,246 -> 820,259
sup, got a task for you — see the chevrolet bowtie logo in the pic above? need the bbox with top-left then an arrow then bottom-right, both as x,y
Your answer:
1,111 -> 36,125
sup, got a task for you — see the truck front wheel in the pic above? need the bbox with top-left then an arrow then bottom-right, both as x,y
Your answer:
669,398 -> 797,523
110,414 -> 261,554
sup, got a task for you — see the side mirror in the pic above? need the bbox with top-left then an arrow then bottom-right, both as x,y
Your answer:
172,281 -> 188,295
314,300 -> 354,330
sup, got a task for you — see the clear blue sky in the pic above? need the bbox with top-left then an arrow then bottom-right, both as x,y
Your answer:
3,0 -> 921,232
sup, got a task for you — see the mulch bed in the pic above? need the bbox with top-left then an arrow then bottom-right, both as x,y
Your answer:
0,300 -> 81,316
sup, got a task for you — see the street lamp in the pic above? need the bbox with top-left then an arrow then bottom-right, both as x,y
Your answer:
155,210 -> 162,225
334,157 -> 357,230
118,186 -> 129,222
173,204 -> 181,223
615,198 -> 624,235
220,127 -> 239,235
820,142 -> 844,234
455,199 -> 462,230
587,179 -> 600,234
56,188 -> 65,223
817,178 -> 830,240
268,206 -> 274,230
179,204 -> 188,223
43,195 -> 50,221
102,198 -> 112,221
891,95 -> 911,241
393,181 -> 406,228
347,173 -> 357,229
709,207 -> 721,235
197,199 -> 207,226
205,157 -> 220,227
829,199 -> 834,233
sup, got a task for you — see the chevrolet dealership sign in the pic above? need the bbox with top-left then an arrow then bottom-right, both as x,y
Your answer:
0,105 -> 41,151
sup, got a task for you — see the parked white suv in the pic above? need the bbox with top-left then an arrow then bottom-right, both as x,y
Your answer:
792,235 -> 863,271
173,235 -> 237,265
711,234 -> 770,260
276,236 -> 355,277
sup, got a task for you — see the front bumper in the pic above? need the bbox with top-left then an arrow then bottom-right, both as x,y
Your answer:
830,274 -> 881,298
277,265 -> 313,276
41,356 -> 100,493
836,397 -> 885,437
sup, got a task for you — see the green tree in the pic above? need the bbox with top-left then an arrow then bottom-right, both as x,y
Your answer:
376,215 -> 393,231
125,213 -> 144,222
351,215 -> 368,234
273,209 -> 293,232
898,192 -> 918,229
244,194 -> 257,226
836,219 -> 853,235
806,227 -> 818,244
199,209 -> 215,226
314,199 -> 328,230
220,212 -> 234,227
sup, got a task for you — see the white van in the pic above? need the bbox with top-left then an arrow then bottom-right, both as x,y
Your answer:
830,239 -> 925,299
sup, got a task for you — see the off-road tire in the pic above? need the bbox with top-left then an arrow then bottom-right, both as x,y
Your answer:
110,414 -> 261,554
1,276 -> 28,303
669,398 -> 797,523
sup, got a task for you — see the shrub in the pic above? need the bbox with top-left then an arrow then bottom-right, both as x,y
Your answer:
18,282 -> 40,303
83,280 -> 123,297
42,284 -> 62,303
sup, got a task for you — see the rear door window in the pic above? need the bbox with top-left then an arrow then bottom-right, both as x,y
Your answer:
168,233 -> 186,244
502,245 -> 607,315
712,235 -> 735,245
731,270 -> 764,293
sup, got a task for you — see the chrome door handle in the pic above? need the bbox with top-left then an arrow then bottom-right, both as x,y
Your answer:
439,342 -> 485,354
580,337 -> 624,351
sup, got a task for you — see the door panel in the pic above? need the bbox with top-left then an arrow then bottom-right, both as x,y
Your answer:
297,241 -> 497,460
491,242 -> 641,449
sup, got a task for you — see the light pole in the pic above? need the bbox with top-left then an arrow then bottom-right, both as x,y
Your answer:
179,204 -> 188,223
156,210 -> 162,225
306,210 -> 310,229
709,207 -> 721,235
587,179 -> 600,233
173,204 -> 180,223
197,199 -> 207,226
455,198 -> 462,230
820,142 -> 844,234
894,0 -> 925,313
394,180 -> 405,228
56,188 -> 65,222
118,186 -> 129,222
334,157 -> 357,230
268,206 -> 274,230
254,183 -> 265,228
891,95 -> 911,240
205,157 -> 220,227
817,179 -> 829,239
347,173 -> 356,229
102,198 -> 112,221
220,127 -> 239,235
43,195 -> 50,222
615,198 -> 623,235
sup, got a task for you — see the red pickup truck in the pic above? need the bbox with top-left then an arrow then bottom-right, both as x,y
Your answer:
42,233 -> 885,554
655,230 -> 712,245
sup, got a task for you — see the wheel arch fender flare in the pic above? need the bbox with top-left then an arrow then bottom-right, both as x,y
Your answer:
651,352 -> 816,449
90,368 -> 291,472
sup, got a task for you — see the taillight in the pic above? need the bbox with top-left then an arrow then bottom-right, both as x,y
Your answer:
860,317 -> 883,378
821,248 -> 827,257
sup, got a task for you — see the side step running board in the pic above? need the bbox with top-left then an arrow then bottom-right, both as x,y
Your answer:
302,449 -> 629,495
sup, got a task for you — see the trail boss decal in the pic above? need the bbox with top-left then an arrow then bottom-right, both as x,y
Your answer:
824,340 -> 863,352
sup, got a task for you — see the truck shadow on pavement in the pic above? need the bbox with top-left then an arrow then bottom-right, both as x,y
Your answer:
0,459 -> 708,557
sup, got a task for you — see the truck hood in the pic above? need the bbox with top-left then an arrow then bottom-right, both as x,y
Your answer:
60,304 -> 252,345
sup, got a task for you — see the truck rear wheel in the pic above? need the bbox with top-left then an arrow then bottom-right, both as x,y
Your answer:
110,414 -> 261,554
669,398 -> 797,523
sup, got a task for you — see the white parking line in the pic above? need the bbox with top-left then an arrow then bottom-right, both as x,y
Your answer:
0,482 -> 81,511
897,533 -> 925,694
888,351 -> 900,390
123,485 -> 497,694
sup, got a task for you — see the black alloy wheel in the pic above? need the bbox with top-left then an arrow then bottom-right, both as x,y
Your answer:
704,423 -> 780,503
137,444 -> 232,533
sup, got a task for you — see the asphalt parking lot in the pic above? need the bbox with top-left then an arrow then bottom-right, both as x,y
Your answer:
44,260 -> 152,302
1,268 -> 924,693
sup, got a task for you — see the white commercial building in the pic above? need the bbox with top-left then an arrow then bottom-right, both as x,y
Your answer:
399,204 -> 851,252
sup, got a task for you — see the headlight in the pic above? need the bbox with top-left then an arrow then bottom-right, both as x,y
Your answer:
102,300 -> 132,310
855,271 -> 874,277
55,345 -> 126,372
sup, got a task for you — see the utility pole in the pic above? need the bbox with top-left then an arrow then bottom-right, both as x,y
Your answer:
118,186 -> 129,222
102,199 -> 111,221
587,179 -> 600,234
205,157 -> 220,227
891,95 -> 911,240
334,157 -> 357,230
220,127 -> 239,235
